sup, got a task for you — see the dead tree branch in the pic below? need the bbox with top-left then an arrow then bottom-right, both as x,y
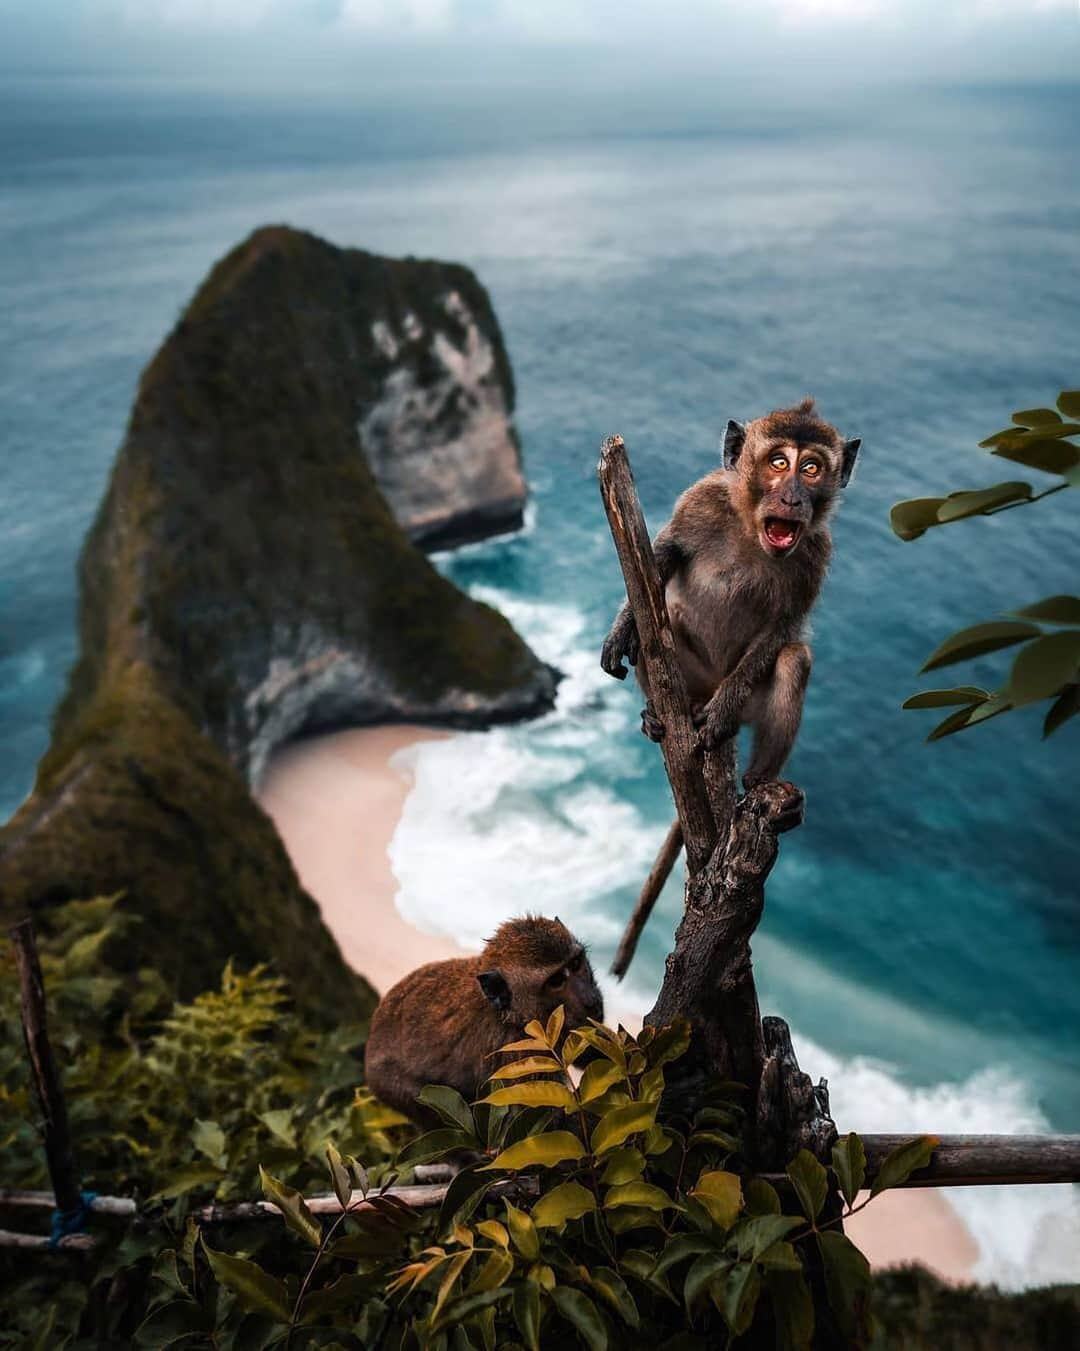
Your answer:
10,919 -> 81,1216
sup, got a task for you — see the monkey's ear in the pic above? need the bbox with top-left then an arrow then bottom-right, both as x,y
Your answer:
477,970 -> 511,1011
723,420 -> 747,469
840,438 -> 861,488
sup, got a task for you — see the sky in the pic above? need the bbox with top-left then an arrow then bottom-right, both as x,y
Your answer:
2,0 -> 1078,103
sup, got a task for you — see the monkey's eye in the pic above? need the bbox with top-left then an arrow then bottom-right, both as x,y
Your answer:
568,954 -> 583,975
801,460 -> 822,478
769,454 -> 789,472
546,969 -> 568,990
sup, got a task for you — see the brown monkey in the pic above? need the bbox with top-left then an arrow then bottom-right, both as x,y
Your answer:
601,398 -> 859,787
365,916 -> 603,1127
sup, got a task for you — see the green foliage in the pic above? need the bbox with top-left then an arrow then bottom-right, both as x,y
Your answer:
891,388 -> 1079,740
0,899 -> 400,1346
177,1013 -> 940,1350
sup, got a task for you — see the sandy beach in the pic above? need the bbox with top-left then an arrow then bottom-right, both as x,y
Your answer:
257,724 -> 979,1284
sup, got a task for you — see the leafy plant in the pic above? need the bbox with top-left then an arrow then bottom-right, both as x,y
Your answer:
193,1011 -> 937,1350
890,389 -> 1079,740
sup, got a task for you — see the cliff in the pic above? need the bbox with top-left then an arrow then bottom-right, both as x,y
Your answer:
0,226 -> 557,1019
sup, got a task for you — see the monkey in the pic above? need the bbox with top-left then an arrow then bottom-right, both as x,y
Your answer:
365,916 -> 603,1128
601,398 -> 859,789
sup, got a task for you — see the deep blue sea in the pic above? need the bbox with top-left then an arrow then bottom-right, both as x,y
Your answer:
2,79 -> 1078,1284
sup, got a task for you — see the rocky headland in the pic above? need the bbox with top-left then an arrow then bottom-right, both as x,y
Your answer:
0,226 -> 556,1020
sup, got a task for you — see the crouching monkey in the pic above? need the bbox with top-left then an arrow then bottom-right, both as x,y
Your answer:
365,916 -> 603,1127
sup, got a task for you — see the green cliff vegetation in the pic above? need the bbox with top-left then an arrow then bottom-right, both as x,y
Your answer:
0,225 -> 556,1019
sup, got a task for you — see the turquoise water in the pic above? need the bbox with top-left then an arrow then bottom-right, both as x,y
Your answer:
2,80 -> 1078,1282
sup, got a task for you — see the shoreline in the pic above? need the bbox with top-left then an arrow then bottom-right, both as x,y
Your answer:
257,723 -> 979,1285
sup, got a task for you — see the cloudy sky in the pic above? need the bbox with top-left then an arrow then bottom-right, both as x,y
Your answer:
3,1 -> 1077,99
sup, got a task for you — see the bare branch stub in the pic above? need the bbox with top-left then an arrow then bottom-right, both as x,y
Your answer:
597,435 -> 717,875
10,918 -> 82,1215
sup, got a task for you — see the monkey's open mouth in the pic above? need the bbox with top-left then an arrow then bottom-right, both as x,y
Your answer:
763,518 -> 802,553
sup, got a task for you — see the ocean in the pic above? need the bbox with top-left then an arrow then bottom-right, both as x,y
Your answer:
1,78 -> 1078,1287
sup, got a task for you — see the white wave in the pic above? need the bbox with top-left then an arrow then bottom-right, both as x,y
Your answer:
388,584 -> 1078,1292
389,588 -> 662,954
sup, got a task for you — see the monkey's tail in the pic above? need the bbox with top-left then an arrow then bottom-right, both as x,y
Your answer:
610,818 -> 684,980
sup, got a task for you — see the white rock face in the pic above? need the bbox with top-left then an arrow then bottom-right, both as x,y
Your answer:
359,290 -> 527,548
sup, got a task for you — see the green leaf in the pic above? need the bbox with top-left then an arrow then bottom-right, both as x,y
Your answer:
591,1100 -> 657,1155
817,1231 -> 872,1343
689,1170 -> 742,1229
649,1233 -> 715,1280
831,1133 -> 866,1209
683,1251 -> 732,1311
439,1164 -> 495,1233
326,1143 -> 352,1210
1058,390 -> 1080,418
475,1219 -> 508,1248
1044,683 -> 1080,737
643,1020 -> 692,1068
590,1266 -> 640,1329
1014,595 -> 1080,626
533,1181 -> 597,1229
902,686 -> 988,709
600,1148 -> 646,1186
259,1166 -> 323,1250
579,1059 -> 627,1104
258,1108 -> 297,1149
549,1286 -> 608,1351
485,1056 -> 563,1081
435,1287 -> 514,1336
202,1241 -> 291,1322
134,1300 -> 212,1347
504,1199 -> 540,1261
786,1150 -> 828,1223
513,1280 -> 541,1351
603,1181 -> 675,1212
936,480 -> 1032,523
992,438 -> 1080,475
889,496 -> 947,541
721,1261 -> 761,1337
743,1177 -> 781,1216
482,1131 -> 585,1172
870,1135 -> 939,1197
921,620 -> 1041,672
429,1251 -> 473,1327
1012,407 -> 1062,426
301,1273 -> 376,1322
150,1164 -> 225,1201
418,1085 -> 477,1138
759,1240 -> 803,1272
465,1249 -> 515,1295
736,1215 -> 804,1262
1008,631 -> 1080,707
479,1082 -> 578,1112
766,1269 -> 815,1351
191,1119 -> 227,1169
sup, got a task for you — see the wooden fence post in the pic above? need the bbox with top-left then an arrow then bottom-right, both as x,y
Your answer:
10,918 -> 82,1216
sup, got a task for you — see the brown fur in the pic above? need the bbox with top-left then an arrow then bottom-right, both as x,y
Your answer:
365,916 -> 603,1126
602,399 -> 859,785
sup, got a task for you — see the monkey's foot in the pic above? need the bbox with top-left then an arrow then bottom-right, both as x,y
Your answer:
640,703 -> 666,742
741,778 -> 805,834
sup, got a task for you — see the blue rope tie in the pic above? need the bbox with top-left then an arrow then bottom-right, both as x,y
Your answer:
48,1191 -> 98,1249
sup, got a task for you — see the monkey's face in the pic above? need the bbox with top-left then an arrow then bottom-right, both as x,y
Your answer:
534,944 -> 605,1029
477,940 -> 604,1033
749,440 -> 838,559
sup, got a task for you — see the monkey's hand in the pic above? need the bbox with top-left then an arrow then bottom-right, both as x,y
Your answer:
601,615 -> 639,680
696,681 -> 748,751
